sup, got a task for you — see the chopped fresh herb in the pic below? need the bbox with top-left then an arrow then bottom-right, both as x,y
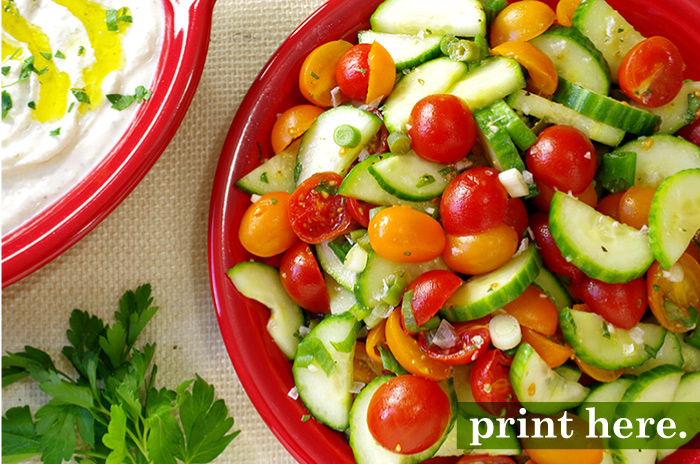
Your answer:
328,236 -> 353,262
602,322 -> 611,339
54,50 -> 66,59
653,284 -> 661,292
416,174 -> 435,188
301,414 -> 312,422
27,101 -> 36,109
403,251 -> 411,256
438,166 -> 456,177
2,91 -> 11,119
1,66 -> 10,76
309,71 -> 320,80
357,68 -> 367,74
314,179 -> 339,196
134,85 -> 151,102
67,102 -> 75,113
49,127 -> 61,136
270,198 -> 278,205
105,9 -> 119,31
78,45 -> 86,56
118,6 -> 133,23
39,52 -> 52,61
106,85 -> 152,110
71,88 -> 91,104
257,141 -> 263,161
259,172 -> 269,183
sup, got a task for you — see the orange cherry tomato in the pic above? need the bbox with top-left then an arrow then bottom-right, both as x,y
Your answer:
502,285 -> 559,336
647,253 -> 700,333
368,205 -> 446,263
238,192 -> 297,257
556,0 -> 582,27
596,192 -> 624,222
270,104 -> 324,154
532,178 -> 598,212
299,40 -> 353,107
354,342 -> 384,384
574,356 -> 624,383
491,41 -> 558,96
385,308 -> 453,381
366,319 -> 388,365
525,420 -> 604,464
521,327 -> 573,368
490,1 -> 556,47
618,185 -> 656,230
366,41 -> 396,105
442,223 -> 518,275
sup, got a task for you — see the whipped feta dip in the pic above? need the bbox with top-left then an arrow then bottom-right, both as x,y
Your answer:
1,0 -> 164,234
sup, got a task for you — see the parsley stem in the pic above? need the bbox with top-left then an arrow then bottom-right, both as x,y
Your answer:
74,449 -> 109,460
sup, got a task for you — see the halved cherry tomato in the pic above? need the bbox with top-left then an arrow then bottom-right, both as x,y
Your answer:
471,349 -> 520,418
366,41 -> 396,105
660,448 -> 700,464
529,212 -> 585,282
504,197 -> 528,237
299,40 -> 352,107
440,167 -> 509,235
677,116 -> 700,148
407,94 -> 476,163
270,104 -> 324,154
491,41 -> 558,96
367,375 -> 451,455
647,254 -> 700,333
490,0 -> 556,47
238,192 -> 297,257
524,418 -> 604,464
618,36 -> 685,108
521,327 -> 573,368
368,205 -> 446,263
596,192 -> 624,222
347,197 -> 374,228
619,185 -> 656,230
525,125 -> 597,194
335,43 -> 372,102
385,308 -> 453,381
556,0 -> 582,27
403,270 -> 462,327
502,285 -> 559,336
570,276 -> 648,330
354,341 -> 384,384
418,317 -> 491,364
531,177 -> 598,212
279,240 -> 330,313
366,319 -> 388,365
288,172 -> 351,244
457,457 -> 516,464
574,356 -> 624,383
443,223 -> 519,275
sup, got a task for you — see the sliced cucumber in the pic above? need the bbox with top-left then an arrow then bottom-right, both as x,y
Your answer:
635,81 -> 700,134
484,99 -> 538,151
555,362 -> 583,383
296,105 -> 382,184
441,245 -> 541,321
624,331 -> 684,376
571,0 -> 645,83
235,139 -> 298,195
529,25 -> 611,95
559,306 -> 667,370
448,56 -> 526,112
553,78 -> 659,135
510,342 -> 590,415
613,134 -> 700,188
382,57 -> 469,133
680,337 -> 700,373
659,372 -> 700,460
292,312 -> 361,430
507,89 -> 625,146
648,168 -> 700,269
549,191 -> 654,283
532,266 -> 573,311
226,262 -> 304,360
317,239 -> 358,292
579,377 -> 635,407
599,150 -> 636,194
326,274 -> 358,315
370,0 -> 486,37
357,30 -> 443,71
368,151 -> 452,201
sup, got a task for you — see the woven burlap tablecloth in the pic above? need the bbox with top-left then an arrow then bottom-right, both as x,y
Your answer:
2,0 -> 326,462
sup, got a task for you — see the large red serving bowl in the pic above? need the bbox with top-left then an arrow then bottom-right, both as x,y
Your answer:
209,0 -> 700,462
1,0 -> 217,288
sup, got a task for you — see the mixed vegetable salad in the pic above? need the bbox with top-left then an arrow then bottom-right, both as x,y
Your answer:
227,0 -> 700,462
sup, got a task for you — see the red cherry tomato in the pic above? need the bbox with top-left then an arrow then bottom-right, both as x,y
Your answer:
525,125 -> 597,194
529,212 -> 585,282
403,270 -> 462,328
418,317 -> 491,365
570,276 -> 647,330
440,167 -> 509,235
279,241 -> 330,313
288,172 -> 351,244
336,44 -> 372,102
503,197 -> 528,237
660,448 -> 700,464
618,36 -> 685,108
347,197 -> 374,228
407,94 -> 476,163
457,457 -> 517,464
471,350 -> 520,418
367,375 -> 451,455
677,117 -> 700,148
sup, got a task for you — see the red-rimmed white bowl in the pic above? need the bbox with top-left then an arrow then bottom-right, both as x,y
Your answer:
208,0 -> 700,462
1,0 -> 217,288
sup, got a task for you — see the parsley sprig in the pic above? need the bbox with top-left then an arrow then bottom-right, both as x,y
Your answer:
2,284 -> 239,464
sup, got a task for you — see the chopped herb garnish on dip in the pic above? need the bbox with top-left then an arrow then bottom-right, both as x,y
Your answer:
2,91 -> 12,119
106,85 -> 152,110
106,7 -> 132,31
67,102 -> 75,113
78,45 -> 86,56
71,88 -> 91,104
1,66 -> 10,76
49,127 -> 61,136
54,50 -> 66,59
39,52 -> 52,61
27,101 -> 36,109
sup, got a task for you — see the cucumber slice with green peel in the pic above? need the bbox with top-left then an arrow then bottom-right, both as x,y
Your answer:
615,135 -> 700,188
680,337 -> 700,373
485,99 -> 538,151
325,273 -> 358,315
549,192 -> 654,283
532,266 -> 573,311
448,56 -> 526,112
576,377 -> 635,451
507,90 -> 625,146
624,331 -> 684,376
370,0 -> 486,37
599,151 -> 636,194
349,376 -> 457,464
296,105 -> 382,185
441,245 -> 541,322
292,312 -> 361,430
529,25 -> 611,95
553,78 -> 659,135
658,372 -> 700,460
368,151 -> 452,201
357,30 -> 444,71
510,342 -> 590,415
634,81 -> 700,134
648,168 -> 700,269
317,239 -> 358,292
571,0 -> 645,83
559,306 -> 667,370
226,262 -> 304,360
554,363 -> 583,383
382,57 -> 469,133
235,140 -> 298,195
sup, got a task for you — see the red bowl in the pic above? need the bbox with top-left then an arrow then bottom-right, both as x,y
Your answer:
1,0 -> 217,288
208,0 -> 700,462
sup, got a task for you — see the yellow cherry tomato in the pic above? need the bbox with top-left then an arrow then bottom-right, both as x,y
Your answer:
490,1 -> 556,47
238,192 -> 297,257
366,41 -> 396,105
527,448 -> 604,464
491,40 -> 559,96
299,40 -> 352,107
366,319 -> 388,365
574,356 -> 624,383
442,223 -> 518,275
270,104 -> 324,154
556,0 -> 582,27
368,205 -> 446,263
647,253 -> 700,333
619,185 -> 656,230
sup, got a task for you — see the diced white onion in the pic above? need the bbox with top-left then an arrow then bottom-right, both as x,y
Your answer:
433,319 -> 459,350
288,386 -> 299,400
663,263 -> 685,282
344,244 -> 369,273
297,326 -> 311,338
498,168 -> 529,198
521,169 -> 534,184
349,381 -> 366,394
331,86 -> 344,107
250,194 -> 262,203
358,148 -> 370,162
454,158 -> 473,171
512,238 -> 529,258
489,314 -> 522,350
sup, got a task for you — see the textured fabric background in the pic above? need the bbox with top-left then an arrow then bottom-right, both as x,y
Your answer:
2,0 -> 325,462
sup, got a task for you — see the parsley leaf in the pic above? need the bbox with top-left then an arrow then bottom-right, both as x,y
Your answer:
1,66 -> 10,76
71,89 -> 91,104
106,85 -> 152,111
2,90 -> 12,119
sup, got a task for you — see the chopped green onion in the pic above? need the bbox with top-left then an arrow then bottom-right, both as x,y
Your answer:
378,345 -> 408,376
343,244 -> 368,273
106,9 -> 119,31
488,314 -> 522,350
329,321 -> 361,353
333,124 -> 361,148
416,174 -> 435,188
401,290 -> 420,333
387,131 -> 411,155
328,236 -> 353,262
295,338 -> 336,376
259,172 -> 269,183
